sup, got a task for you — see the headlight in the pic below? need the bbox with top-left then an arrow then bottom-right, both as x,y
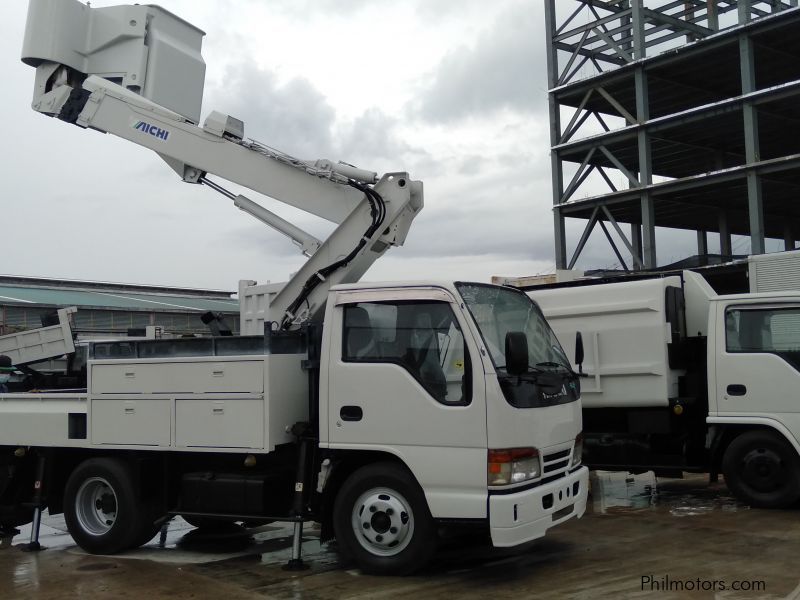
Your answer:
570,433 -> 583,468
488,448 -> 540,486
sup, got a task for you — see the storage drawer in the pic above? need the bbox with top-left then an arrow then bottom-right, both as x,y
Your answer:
176,398 -> 264,448
91,398 -> 171,446
91,360 -> 264,394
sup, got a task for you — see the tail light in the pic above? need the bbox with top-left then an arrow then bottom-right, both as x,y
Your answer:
488,447 -> 540,486
571,433 -> 583,468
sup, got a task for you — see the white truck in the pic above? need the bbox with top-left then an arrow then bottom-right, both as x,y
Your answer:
526,252 -> 800,509
0,0 -> 587,575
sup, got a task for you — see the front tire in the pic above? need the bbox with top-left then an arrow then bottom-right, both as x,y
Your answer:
722,430 -> 800,508
333,462 -> 436,575
64,458 -> 144,554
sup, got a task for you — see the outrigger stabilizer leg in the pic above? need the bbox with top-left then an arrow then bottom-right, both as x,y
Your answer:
22,453 -> 46,552
284,423 -> 312,571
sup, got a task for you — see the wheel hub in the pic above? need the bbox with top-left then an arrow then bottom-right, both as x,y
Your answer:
75,477 -> 118,535
352,488 -> 414,557
742,447 -> 784,492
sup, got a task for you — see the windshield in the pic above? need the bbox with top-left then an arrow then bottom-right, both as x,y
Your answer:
456,282 -> 570,372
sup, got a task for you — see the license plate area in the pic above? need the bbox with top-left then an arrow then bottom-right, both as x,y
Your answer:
552,505 -> 574,521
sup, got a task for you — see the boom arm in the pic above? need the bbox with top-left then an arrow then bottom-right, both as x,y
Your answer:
21,0 -> 423,331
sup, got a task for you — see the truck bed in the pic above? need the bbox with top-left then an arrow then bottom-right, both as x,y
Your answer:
0,354 -> 308,453
0,392 -> 87,447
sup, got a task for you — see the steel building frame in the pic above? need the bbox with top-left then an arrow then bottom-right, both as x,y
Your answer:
546,0 -> 800,270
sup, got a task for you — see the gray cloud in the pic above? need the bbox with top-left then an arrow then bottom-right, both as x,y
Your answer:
205,60 -> 437,180
414,4 -> 548,122
206,63 -> 337,158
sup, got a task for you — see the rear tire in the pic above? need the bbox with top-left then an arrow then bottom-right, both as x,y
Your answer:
64,458 -> 144,554
333,463 -> 436,575
722,430 -> 800,508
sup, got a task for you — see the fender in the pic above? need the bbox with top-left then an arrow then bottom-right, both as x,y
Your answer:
707,415 -> 800,455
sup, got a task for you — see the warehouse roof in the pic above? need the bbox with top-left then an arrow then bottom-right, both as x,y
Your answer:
0,276 -> 238,313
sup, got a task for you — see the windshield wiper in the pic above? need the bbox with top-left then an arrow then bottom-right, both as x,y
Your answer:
534,361 -> 581,379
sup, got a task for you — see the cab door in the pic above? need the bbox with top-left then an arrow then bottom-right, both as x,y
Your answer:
714,301 -> 800,434
324,288 -> 488,519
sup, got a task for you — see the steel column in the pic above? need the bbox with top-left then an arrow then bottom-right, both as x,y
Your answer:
697,230 -> 708,257
631,223 -> 643,265
719,211 -> 733,256
635,66 -> 656,268
740,32 -> 765,255
546,0 -> 568,269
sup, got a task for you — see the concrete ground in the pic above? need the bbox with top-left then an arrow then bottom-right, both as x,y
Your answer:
1,472 -> 798,600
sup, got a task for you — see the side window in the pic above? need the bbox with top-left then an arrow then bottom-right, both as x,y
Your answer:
726,306 -> 800,370
342,301 -> 471,405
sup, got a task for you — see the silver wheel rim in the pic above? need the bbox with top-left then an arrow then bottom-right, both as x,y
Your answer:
75,477 -> 118,536
351,487 -> 414,557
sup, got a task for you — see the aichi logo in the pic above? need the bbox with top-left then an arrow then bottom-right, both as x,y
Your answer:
132,120 -> 170,141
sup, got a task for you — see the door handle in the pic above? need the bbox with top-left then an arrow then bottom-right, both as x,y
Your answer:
340,406 -> 363,422
727,384 -> 747,396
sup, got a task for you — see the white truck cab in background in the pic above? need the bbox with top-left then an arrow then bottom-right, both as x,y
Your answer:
527,250 -> 800,509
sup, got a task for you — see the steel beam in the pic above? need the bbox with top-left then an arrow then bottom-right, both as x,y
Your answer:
601,205 -> 645,268
568,206 -> 601,270
599,219 -> 630,271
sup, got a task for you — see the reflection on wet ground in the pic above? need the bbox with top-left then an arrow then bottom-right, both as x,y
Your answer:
590,470 -> 750,517
1,473 -> 798,599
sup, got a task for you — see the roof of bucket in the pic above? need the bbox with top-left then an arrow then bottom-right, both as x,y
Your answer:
22,0 -> 206,123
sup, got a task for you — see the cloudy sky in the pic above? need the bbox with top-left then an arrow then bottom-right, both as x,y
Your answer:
1,0 -> 726,292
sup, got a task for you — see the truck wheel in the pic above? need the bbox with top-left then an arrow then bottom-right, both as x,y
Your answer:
722,430 -> 800,509
63,458 -> 143,554
333,463 -> 436,575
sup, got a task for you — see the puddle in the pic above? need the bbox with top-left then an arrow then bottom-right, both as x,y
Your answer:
591,470 -> 658,513
8,512 -> 336,567
590,470 -> 749,516
75,562 -> 120,572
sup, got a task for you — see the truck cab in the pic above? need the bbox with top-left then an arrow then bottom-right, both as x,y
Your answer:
707,292 -> 800,507
319,281 -> 587,572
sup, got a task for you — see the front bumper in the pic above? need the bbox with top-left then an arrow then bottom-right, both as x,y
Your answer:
489,466 -> 588,547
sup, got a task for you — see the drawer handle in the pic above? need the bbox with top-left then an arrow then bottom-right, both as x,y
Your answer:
212,407 -> 224,415
212,370 -> 225,377
125,372 -> 136,378
124,407 -> 135,415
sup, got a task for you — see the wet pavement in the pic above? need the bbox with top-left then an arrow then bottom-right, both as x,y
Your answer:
1,472 -> 798,599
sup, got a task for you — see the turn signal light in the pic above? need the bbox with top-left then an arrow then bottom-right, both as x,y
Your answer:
488,447 -> 540,486
571,433 -> 583,468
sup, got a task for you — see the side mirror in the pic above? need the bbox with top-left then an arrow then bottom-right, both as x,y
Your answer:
505,331 -> 529,376
575,331 -> 585,375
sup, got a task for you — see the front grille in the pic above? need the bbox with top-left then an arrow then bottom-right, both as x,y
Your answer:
542,448 -> 572,476
544,449 -> 570,462
544,459 -> 569,473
